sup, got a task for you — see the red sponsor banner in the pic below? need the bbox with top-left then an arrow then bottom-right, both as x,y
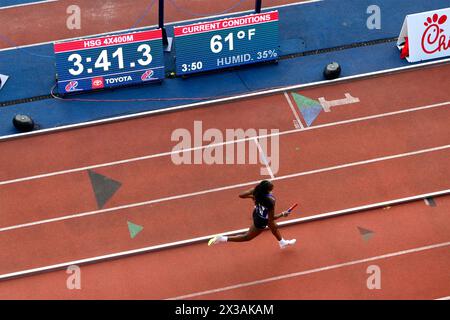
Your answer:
174,11 -> 279,37
54,29 -> 162,53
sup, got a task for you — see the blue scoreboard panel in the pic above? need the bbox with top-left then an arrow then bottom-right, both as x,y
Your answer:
174,11 -> 279,75
54,29 -> 164,94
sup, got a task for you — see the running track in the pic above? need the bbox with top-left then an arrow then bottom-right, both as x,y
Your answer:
0,63 -> 449,298
0,0 -> 311,48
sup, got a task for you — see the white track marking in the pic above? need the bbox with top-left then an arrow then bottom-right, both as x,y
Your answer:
0,0 -> 58,10
0,0 -> 322,50
253,137 -> 275,179
275,190 -> 450,225
318,93 -> 360,112
167,241 -> 450,300
307,101 -> 450,131
1,100 -> 449,186
0,180 -> 262,232
0,145 -> 449,233
273,145 -> 449,182
0,191 -> 448,281
1,60 -> 449,142
283,91 -> 304,129
436,296 -> 450,300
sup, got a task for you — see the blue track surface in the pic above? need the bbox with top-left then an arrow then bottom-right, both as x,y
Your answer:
0,0 -> 49,7
0,0 -> 449,137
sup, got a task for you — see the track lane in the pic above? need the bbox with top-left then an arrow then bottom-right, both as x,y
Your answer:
0,149 -> 265,228
1,103 -> 448,227
0,195 -> 448,299
0,94 -> 295,181
0,63 -> 448,298
295,63 -> 450,127
188,247 -> 450,300
0,147 -> 448,276
1,64 -> 449,182
0,0 -> 309,49
261,106 -> 450,176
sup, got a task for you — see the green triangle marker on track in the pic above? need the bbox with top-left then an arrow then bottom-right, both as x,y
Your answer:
292,92 -> 320,108
291,92 -> 323,127
127,221 -> 143,239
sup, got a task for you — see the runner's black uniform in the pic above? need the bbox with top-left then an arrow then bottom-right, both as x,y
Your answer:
252,194 -> 275,229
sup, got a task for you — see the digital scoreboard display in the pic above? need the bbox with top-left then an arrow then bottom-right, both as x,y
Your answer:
54,29 -> 164,94
174,11 -> 279,75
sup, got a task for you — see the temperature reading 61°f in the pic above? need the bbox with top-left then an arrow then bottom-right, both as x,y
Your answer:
210,29 -> 256,53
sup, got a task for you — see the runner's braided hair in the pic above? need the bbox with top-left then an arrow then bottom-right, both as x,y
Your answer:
253,180 -> 273,205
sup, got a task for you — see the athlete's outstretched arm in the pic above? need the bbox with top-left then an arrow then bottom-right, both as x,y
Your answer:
273,210 -> 291,220
239,188 -> 255,199
271,203 -> 291,220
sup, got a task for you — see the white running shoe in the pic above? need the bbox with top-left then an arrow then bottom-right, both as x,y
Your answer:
279,239 -> 296,249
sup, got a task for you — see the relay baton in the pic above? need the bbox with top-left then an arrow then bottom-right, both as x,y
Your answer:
286,203 -> 298,213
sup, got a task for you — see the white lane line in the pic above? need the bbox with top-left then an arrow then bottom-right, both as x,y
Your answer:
0,179 -> 261,232
276,190 -> 450,225
0,190 -> 448,281
0,0 -> 322,50
2,100 -> 449,186
0,145 -> 448,233
1,59 -> 449,142
307,101 -> 450,131
253,137 -> 275,179
436,296 -> 450,300
273,145 -> 450,182
167,241 -> 450,300
283,91 -> 304,129
0,0 -> 58,10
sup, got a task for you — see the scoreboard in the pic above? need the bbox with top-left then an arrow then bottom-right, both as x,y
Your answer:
174,11 -> 279,75
53,11 -> 280,94
54,29 -> 165,94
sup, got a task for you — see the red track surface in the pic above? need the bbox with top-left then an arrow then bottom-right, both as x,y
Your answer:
0,196 -> 449,299
0,63 -> 449,298
0,0 -> 307,48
